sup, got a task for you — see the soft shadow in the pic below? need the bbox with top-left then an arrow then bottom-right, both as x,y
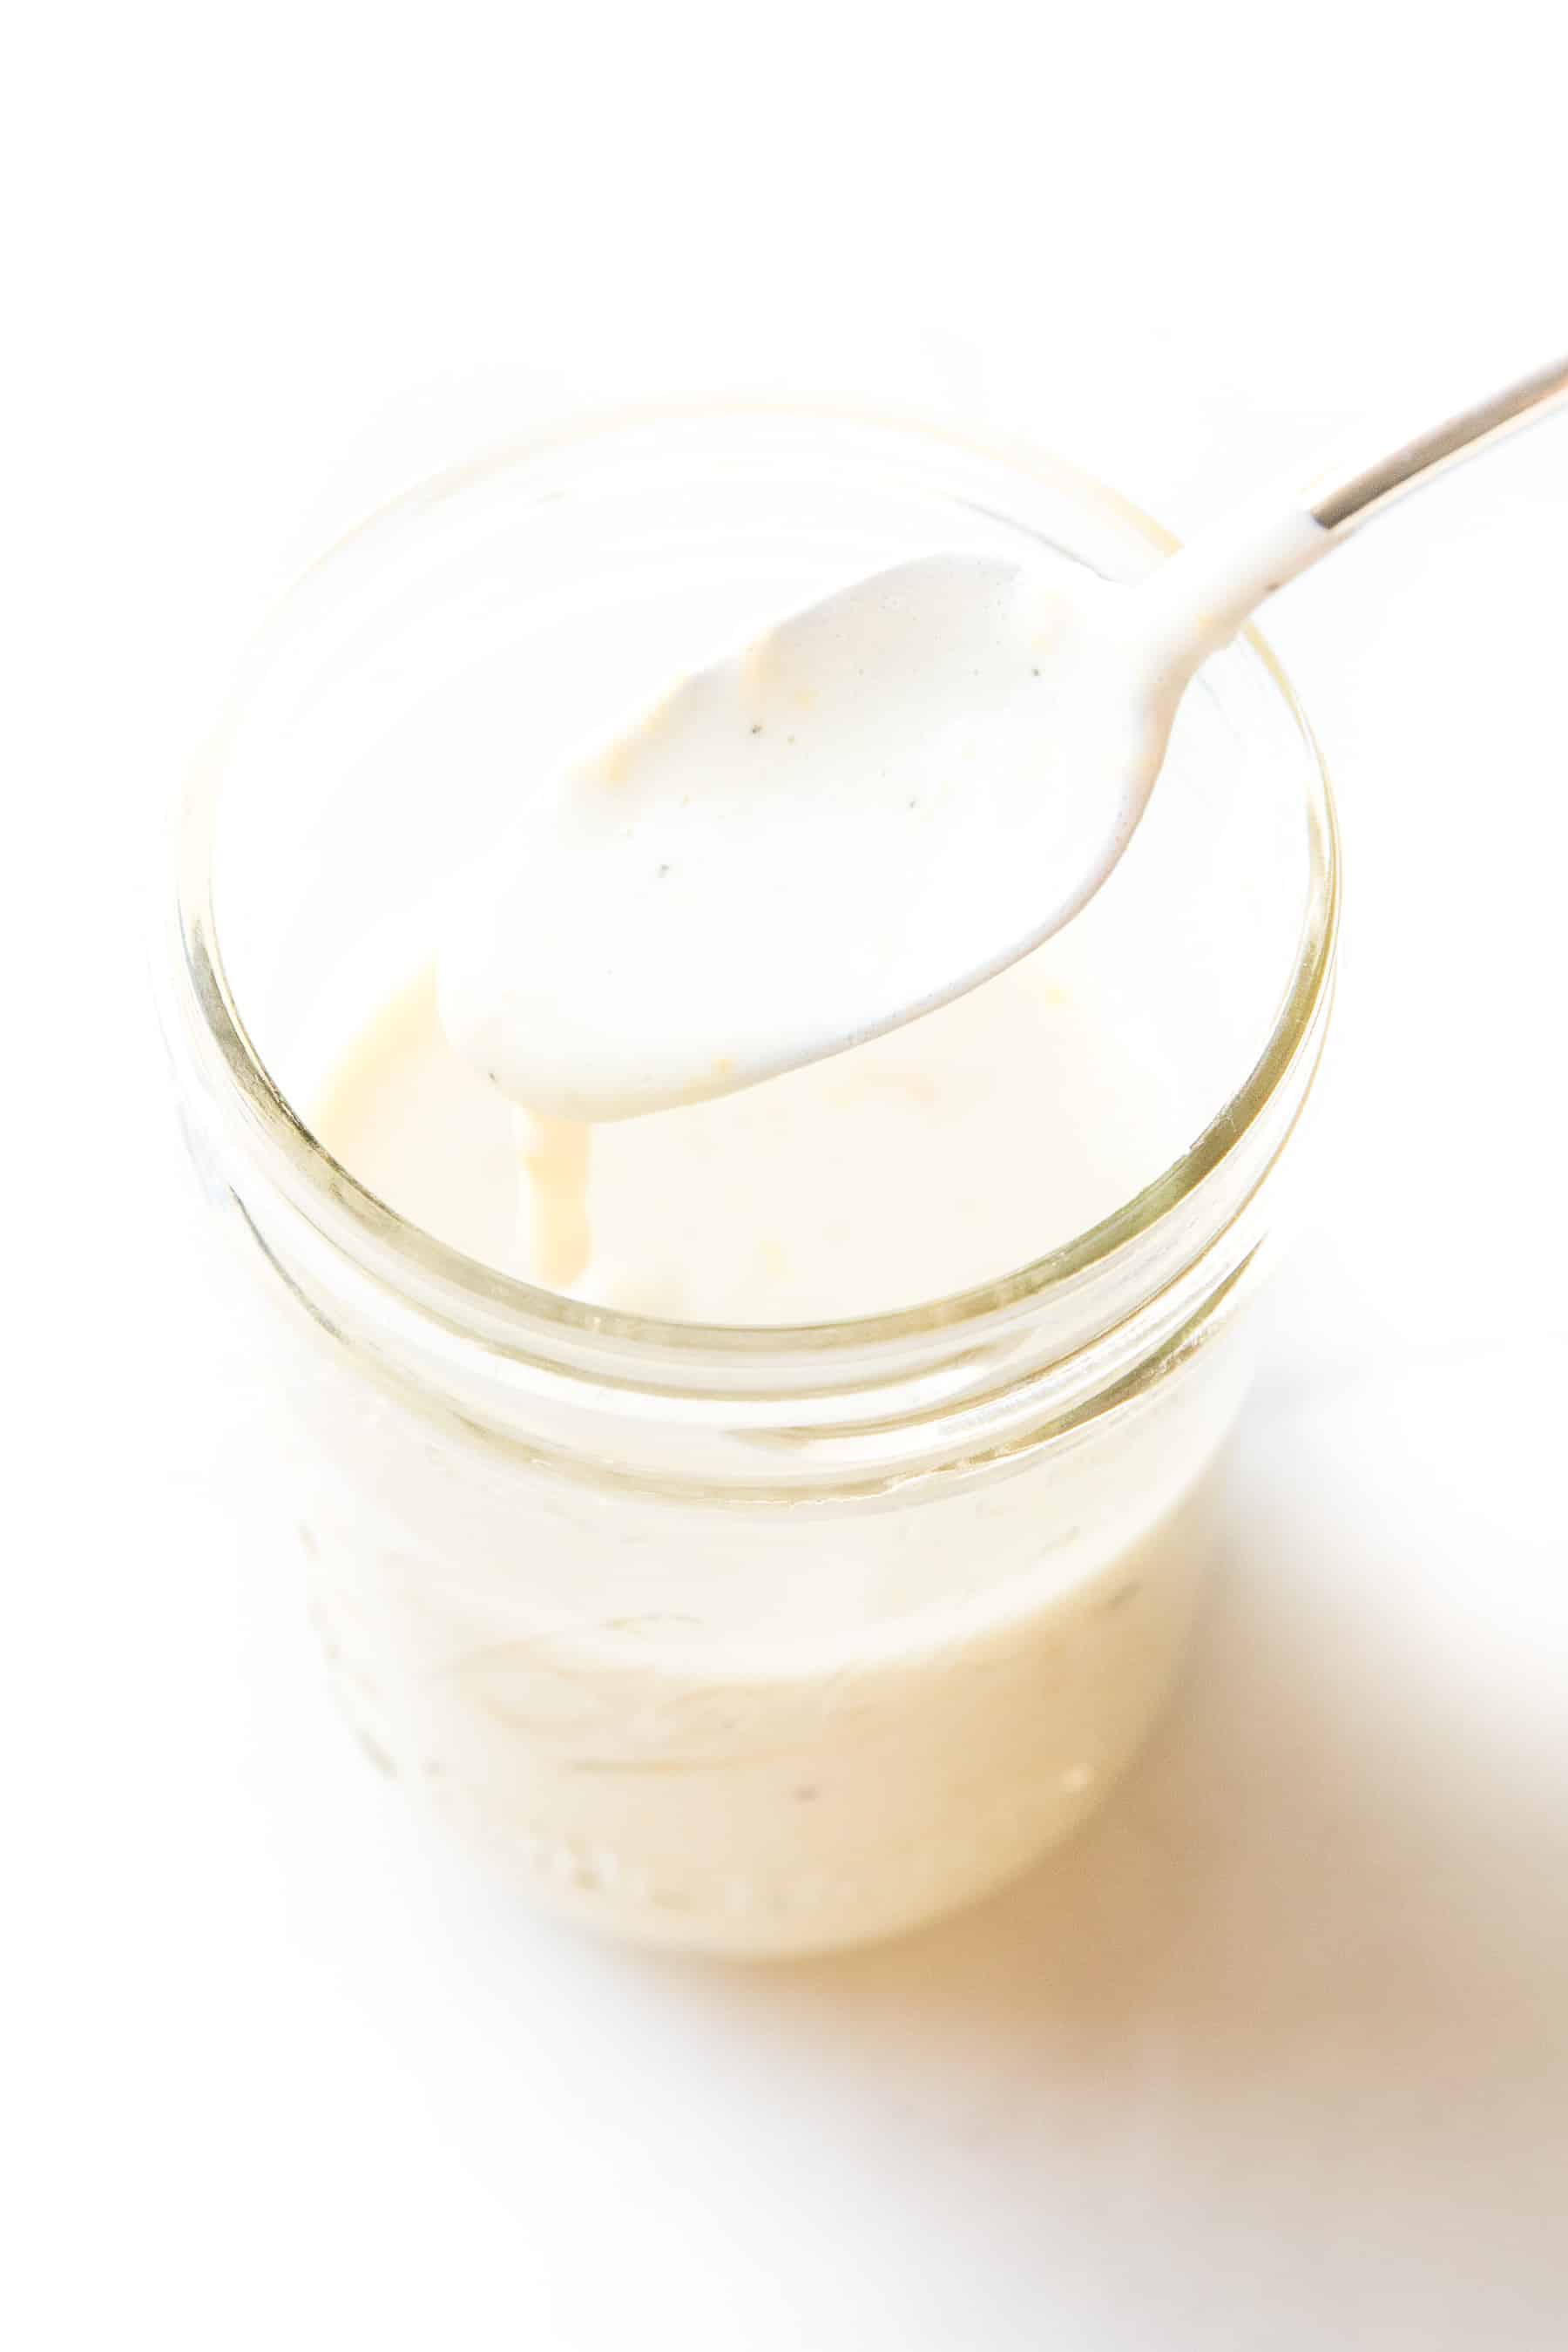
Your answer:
608,1414 -> 1568,2342
424,1396 -> 1566,2347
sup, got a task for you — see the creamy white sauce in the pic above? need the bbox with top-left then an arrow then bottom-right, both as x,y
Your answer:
317,950 -> 1167,1324
435,553 -> 1158,1123
295,534 -> 1281,1948
434,497 -> 1336,1129
306,946 -> 1221,1952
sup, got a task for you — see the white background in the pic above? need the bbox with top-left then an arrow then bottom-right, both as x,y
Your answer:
7,7 -> 1567,2346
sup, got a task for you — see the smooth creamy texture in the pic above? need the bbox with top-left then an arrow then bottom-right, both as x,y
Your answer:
293,537 -> 1288,1950
436,554 -> 1161,1122
436,505 -> 1335,1125
300,950 -> 1231,1953
316,951 -> 1169,1323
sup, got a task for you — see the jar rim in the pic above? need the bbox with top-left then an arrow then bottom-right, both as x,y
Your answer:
176,399 -> 1340,1364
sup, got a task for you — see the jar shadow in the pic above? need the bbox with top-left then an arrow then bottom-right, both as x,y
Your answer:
611,1423 -> 1567,2326
698,1459 -> 1566,2033
402,1386 -> 1565,2340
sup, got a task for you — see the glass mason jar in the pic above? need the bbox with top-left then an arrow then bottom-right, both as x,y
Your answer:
162,408 -> 1337,1957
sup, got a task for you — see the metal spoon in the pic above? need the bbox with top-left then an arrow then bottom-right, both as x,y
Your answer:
440,354 -> 1568,1123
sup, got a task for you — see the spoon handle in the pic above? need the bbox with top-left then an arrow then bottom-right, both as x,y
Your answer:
1308,351 -> 1568,532
1136,350 -> 1568,678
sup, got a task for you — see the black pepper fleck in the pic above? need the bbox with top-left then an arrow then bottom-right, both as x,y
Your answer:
750,723 -> 763,734
657,863 -> 672,877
